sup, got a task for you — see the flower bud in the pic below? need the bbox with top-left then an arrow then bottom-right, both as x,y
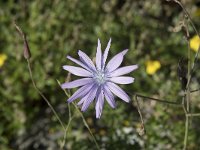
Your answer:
23,36 -> 31,59
14,22 -> 31,59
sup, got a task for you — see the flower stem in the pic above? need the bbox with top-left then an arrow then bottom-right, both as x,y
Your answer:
134,95 -> 145,135
27,60 -> 71,150
57,80 -> 100,150
73,103 -> 100,150
61,114 -> 74,149
27,59 -> 66,131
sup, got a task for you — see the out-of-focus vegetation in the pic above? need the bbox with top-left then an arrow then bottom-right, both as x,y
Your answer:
0,0 -> 200,149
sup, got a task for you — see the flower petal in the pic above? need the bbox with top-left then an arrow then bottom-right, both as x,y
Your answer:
107,82 -> 130,103
109,76 -> 134,84
67,83 -> 94,103
104,85 -> 116,108
102,38 -> 111,67
109,65 -> 138,77
96,39 -> 102,70
78,50 -> 96,71
67,55 -> 92,72
81,85 -> 98,112
106,49 -> 128,72
61,78 -> 93,89
95,89 -> 104,118
63,65 -> 92,77
78,85 -> 101,106
77,93 -> 88,106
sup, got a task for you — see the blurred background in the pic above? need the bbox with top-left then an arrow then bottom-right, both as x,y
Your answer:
1,0 -> 200,149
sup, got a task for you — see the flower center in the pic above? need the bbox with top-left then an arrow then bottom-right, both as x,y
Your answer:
94,70 -> 107,85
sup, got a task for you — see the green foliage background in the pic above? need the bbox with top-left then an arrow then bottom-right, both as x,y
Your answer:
0,0 -> 200,149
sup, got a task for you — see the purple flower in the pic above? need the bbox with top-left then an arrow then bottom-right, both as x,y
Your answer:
62,39 -> 138,118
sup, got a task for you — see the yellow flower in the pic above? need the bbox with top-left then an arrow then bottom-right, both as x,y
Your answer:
146,60 -> 161,75
190,35 -> 200,52
0,54 -> 7,67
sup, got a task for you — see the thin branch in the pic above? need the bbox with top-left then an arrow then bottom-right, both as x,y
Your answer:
27,59 -> 71,150
182,85 -> 200,97
183,15 -> 191,150
187,113 -> 200,117
57,80 -> 100,150
181,97 -> 189,150
170,0 -> 200,89
14,21 -> 25,38
133,93 -> 181,106
27,60 -> 66,131
165,2 -> 200,148
15,21 -> 75,149
190,88 -> 200,93
61,114 -> 74,149
182,97 -> 188,114
73,103 -> 100,150
134,95 -> 145,136
59,83 -> 73,150
186,23 -> 191,112
183,115 -> 189,150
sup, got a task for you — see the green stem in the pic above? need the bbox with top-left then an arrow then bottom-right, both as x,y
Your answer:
135,96 -> 145,135
181,97 -> 188,150
73,103 -> 100,150
183,115 -> 189,150
61,115 -> 74,149
57,80 -> 100,150
27,60 -> 71,150
60,98 -> 73,149
27,59 -> 66,131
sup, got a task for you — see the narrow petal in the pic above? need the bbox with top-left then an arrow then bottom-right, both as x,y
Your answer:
77,93 -> 88,106
78,86 -> 100,106
63,65 -> 92,77
95,89 -> 104,118
109,65 -> 138,77
104,85 -> 116,108
102,38 -> 111,67
67,55 -> 92,72
96,39 -> 102,70
81,85 -> 98,112
107,82 -> 130,103
109,76 -> 134,84
67,83 -> 94,103
61,78 -> 93,89
106,49 -> 128,72
78,50 -> 96,71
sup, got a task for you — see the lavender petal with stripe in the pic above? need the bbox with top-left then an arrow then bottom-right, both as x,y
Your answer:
62,38 -> 138,118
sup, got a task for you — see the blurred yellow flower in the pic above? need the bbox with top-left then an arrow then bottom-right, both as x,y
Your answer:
0,54 -> 7,67
190,35 -> 200,52
146,60 -> 161,75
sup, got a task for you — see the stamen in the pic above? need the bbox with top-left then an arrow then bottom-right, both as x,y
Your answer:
94,70 -> 107,85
